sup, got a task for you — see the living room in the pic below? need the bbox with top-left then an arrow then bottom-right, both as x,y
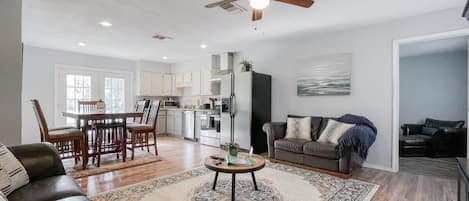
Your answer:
1,0 -> 469,201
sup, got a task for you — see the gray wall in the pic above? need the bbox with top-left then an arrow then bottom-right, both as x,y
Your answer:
0,0 -> 22,146
400,51 -> 467,125
173,7 -> 467,170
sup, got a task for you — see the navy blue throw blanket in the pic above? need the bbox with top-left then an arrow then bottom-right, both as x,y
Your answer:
337,114 -> 377,159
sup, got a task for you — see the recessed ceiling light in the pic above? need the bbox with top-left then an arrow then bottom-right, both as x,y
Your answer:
162,56 -> 168,60
77,42 -> 87,47
200,44 -> 208,49
99,21 -> 113,27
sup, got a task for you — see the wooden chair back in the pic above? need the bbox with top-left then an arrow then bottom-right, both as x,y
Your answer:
146,100 -> 161,130
31,99 -> 49,142
134,100 -> 148,123
78,100 -> 99,113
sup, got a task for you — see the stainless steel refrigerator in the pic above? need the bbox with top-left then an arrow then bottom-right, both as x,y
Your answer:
220,71 -> 271,154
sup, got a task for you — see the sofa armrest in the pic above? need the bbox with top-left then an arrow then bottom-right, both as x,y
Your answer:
263,122 -> 287,158
401,124 -> 424,135
8,142 -> 66,182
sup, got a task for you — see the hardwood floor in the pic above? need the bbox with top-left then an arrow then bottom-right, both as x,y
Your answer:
76,136 -> 457,201
400,157 -> 457,179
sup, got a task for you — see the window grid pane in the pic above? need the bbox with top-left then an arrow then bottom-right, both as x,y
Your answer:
66,74 -> 92,124
104,77 -> 125,113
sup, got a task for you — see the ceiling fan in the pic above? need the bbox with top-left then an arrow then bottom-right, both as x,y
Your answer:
205,0 -> 314,21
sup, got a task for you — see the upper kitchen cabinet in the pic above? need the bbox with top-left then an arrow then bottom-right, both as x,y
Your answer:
138,72 -> 152,96
137,71 -> 172,96
191,71 -> 201,95
200,69 -> 212,95
172,74 -> 183,96
163,74 -> 172,96
175,72 -> 192,88
151,73 -> 164,95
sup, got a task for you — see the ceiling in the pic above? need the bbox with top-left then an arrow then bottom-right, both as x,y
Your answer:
23,0 -> 465,63
400,37 -> 467,58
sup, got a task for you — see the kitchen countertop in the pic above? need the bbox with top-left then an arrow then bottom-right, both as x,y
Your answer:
160,108 -> 219,112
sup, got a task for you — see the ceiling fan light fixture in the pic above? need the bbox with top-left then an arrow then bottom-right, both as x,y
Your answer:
249,0 -> 270,10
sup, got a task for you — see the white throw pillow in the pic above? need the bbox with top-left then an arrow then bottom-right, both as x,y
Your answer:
0,191 -> 6,201
317,119 -> 355,145
0,143 -> 29,196
285,117 -> 312,141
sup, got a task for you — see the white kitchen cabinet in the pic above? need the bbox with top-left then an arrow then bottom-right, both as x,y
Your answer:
157,115 -> 166,134
183,72 -> 192,86
171,74 -> 183,96
166,111 -> 175,134
163,74 -> 172,96
151,73 -> 164,95
200,69 -> 212,95
138,72 -> 152,96
174,111 -> 182,136
175,73 -> 184,87
191,71 -> 201,95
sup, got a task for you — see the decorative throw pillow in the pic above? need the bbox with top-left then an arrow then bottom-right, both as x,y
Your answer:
285,117 -> 312,141
421,126 -> 439,136
0,191 -> 6,201
0,143 -> 29,196
317,119 -> 355,145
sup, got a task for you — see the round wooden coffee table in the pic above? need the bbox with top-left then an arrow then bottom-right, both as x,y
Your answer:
204,153 -> 265,201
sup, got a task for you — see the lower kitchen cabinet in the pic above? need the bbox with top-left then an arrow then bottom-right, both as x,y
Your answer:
156,112 -> 166,134
166,110 -> 183,136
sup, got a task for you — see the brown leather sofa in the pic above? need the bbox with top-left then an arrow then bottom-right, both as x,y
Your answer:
263,116 -> 363,174
7,143 -> 90,201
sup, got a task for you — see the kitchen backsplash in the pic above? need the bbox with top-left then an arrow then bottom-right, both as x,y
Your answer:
137,95 -> 220,109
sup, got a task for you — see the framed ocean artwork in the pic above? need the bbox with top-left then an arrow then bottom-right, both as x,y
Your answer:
297,53 -> 352,96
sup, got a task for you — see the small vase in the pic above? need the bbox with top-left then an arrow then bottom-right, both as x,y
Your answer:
240,64 -> 246,72
229,145 -> 239,156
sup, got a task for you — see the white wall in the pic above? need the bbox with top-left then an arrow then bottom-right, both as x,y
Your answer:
400,50 -> 467,125
21,46 -> 169,144
173,7 -> 469,170
0,0 -> 22,146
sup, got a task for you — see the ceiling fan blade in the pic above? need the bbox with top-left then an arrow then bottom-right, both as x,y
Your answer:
205,0 -> 238,8
252,9 -> 263,21
274,0 -> 314,8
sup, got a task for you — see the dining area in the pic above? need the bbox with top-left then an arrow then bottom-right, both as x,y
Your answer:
30,99 -> 162,170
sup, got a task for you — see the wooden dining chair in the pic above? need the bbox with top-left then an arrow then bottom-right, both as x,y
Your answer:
127,100 -> 161,160
78,100 -> 99,113
128,100 -> 148,124
31,99 -> 87,169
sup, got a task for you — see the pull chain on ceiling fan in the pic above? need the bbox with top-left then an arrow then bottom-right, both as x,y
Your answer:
205,0 -> 314,21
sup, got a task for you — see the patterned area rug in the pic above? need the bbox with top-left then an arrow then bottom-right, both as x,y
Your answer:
64,150 -> 162,179
91,162 -> 378,201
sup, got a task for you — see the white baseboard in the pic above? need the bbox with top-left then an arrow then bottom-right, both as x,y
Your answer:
362,162 -> 396,173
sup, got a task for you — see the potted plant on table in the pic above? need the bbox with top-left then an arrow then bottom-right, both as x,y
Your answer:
226,142 -> 240,156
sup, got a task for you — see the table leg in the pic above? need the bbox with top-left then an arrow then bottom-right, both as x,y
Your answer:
212,171 -> 219,190
251,171 -> 258,191
232,173 -> 236,201
80,118 -> 89,169
122,118 -> 127,162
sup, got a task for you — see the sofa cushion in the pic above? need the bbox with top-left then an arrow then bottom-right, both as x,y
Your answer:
421,127 -> 439,136
424,118 -> 464,128
303,141 -> 339,159
400,134 -> 432,145
274,138 -> 309,153
287,115 -> 323,141
7,176 -> 85,201
318,118 -> 339,138
285,117 -> 312,141
317,119 -> 355,145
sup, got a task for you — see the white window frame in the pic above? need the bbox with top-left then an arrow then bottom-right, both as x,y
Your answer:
54,64 -> 134,127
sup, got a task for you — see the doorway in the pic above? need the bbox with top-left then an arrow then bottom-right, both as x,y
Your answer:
392,29 -> 469,176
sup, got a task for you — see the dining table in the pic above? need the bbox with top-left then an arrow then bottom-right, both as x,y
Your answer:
63,111 -> 144,167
